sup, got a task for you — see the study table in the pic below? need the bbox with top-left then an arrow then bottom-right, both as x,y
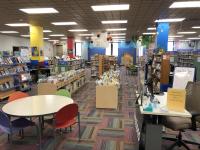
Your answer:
2,95 -> 74,150
138,93 -> 191,150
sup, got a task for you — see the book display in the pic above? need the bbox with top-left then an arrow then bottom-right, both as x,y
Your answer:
177,51 -> 194,67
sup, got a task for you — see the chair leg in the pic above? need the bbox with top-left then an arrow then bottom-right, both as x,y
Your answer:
78,112 -> 81,142
180,141 -> 191,150
167,141 -> 179,150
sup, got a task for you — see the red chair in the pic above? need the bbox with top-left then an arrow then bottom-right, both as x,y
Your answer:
8,91 -> 29,102
53,103 -> 81,141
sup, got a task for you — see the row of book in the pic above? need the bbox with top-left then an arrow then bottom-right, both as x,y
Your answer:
0,57 -> 25,65
0,66 -> 29,77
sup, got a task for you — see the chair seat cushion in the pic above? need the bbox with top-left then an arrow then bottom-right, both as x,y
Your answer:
12,117 -> 35,129
164,117 -> 192,130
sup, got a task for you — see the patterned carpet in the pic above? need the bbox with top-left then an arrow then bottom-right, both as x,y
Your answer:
0,67 -> 138,150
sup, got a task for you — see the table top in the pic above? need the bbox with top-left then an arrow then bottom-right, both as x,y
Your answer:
139,93 -> 191,118
2,95 -> 74,117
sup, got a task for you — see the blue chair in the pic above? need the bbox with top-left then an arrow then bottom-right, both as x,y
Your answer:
0,111 -> 38,144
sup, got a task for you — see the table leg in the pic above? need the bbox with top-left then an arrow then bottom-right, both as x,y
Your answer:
38,116 -> 42,150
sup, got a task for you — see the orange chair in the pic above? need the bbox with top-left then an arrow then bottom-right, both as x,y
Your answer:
53,103 -> 81,141
8,91 -> 29,102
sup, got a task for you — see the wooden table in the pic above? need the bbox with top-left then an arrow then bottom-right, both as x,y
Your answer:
2,95 -> 74,149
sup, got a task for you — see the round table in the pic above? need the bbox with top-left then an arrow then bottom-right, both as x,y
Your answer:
2,95 -> 74,149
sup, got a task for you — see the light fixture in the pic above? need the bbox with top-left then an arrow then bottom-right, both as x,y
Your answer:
60,37 -> 67,39
192,26 -> 200,29
43,30 -> 52,33
143,32 -> 156,35
179,40 -> 190,42
79,34 -> 94,36
177,31 -> 196,34
169,35 -> 184,38
101,20 -> 127,24
68,29 -> 88,32
43,38 -> 50,40
5,23 -> 29,27
112,36 -> 126,39
51,22 -> 77,25
170,1 -> 200,8
91,4 -> 129,11
187,37 -> 200,40
49,34 -> 65,37
19,8 -> 58,14
21,35 -> 30,37
147,27 -> 156,30
106,28 -> 127,31
110,33 -> 126,36
0,31 -> 19,33
155,18 -> 185,23
48,40 -> 59,42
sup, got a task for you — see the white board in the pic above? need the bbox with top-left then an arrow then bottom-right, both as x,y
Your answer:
173,67 -> 195,89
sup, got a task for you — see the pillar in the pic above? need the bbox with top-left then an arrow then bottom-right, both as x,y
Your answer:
67,37 -> 74,58
156,23 -> 169,51
30,25 -> 44,62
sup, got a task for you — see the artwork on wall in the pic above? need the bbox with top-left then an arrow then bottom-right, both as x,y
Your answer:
31,47 -> 39,56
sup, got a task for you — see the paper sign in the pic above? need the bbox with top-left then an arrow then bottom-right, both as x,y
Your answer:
167,88 -> 186,112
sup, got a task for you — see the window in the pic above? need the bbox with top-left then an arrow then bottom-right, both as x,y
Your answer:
112,42 -> 118,56
168,41 -> 174,51
139,46 -> 144,57
106,42 -> 111,55
75,42 -> 82,56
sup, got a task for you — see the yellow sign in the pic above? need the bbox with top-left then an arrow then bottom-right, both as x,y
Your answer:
167,88 -> 186,112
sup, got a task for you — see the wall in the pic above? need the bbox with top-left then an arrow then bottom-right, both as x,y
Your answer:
88,44 -> 106,60
0,34 -> 54,57
82,41 -> 89,60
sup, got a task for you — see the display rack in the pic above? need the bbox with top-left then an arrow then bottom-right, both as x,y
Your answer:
177,51 -> 194,67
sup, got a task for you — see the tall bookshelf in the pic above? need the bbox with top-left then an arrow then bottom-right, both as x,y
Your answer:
177,51 -> 194,67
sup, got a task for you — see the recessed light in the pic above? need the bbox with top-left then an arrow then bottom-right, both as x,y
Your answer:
21,35 -> 30,37
60,37 -> 67,39
169,35 -> 184,38
110,33 -> 126,36
155,18 -> 185,23
68,29 -> 88,32
49,34 -> 65,37
101,20 -> 127,24
147,27 -> 156,30
5,23 -> 29,27
143,32 -> 156,35
170,1 -> 200,8
91,4 -> 130,11
106,28 -> 127,31
0,31 -> 19,33
79,34 -> 94,36
43,30 -> 52,33
19,8 -> 59,14
177,31 -> 196,34
187,37 -> 200,40
43,38 -> 50,40
192,26 -> 200,29
51,22 -> 77,25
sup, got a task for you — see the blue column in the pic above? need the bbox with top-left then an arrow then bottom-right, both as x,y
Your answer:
156,23 -> 169,51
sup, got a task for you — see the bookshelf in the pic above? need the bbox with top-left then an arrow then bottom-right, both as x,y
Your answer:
177,51 -> 194,67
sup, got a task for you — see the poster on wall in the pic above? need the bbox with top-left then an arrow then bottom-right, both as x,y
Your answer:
31,47 -> 39,56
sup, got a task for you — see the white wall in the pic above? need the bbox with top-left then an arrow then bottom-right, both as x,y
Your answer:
0,34 -> 54,57
81,41 -> 88,60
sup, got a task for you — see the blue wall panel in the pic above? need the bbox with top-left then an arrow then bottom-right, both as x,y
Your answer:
88,47 -> 105,61
156,23 -> 169,51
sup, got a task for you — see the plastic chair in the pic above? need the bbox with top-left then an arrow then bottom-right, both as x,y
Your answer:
56,89 -> 71,98
0,111 -> 38,144
8,91 -> 29,103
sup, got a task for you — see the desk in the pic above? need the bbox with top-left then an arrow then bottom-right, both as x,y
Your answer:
138,93 -> 191,150
2,95 -> 73,149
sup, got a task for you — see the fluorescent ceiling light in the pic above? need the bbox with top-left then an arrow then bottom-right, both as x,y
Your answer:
106,28 -> 127,31
68,29 -> 88,32
79,34 -> 94,36
0,31 -> 19,33
49,34 -> 65,37
5,23 -> 29,27
91,4 -> 129,11
43,30 -> 52,33
21,35 -> 30,37
19,8 -> 58,14
179,40 -> 190,42
147,27 -> 156,30
101,20 -> 127,24
60,37 -> 67,39
112,36 -> 126,39
170,1 -> 200,8
177,31 -> 196,34
187,37 -> 200,40
52,22 -> 77,25
143,32 -> 156,35
192,26 -> 200,29
155,18 -> 185,23
48,40 -> 59,42
43,38 -> 50,40
169,35 -> 183,38
110,33 -> 126,36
